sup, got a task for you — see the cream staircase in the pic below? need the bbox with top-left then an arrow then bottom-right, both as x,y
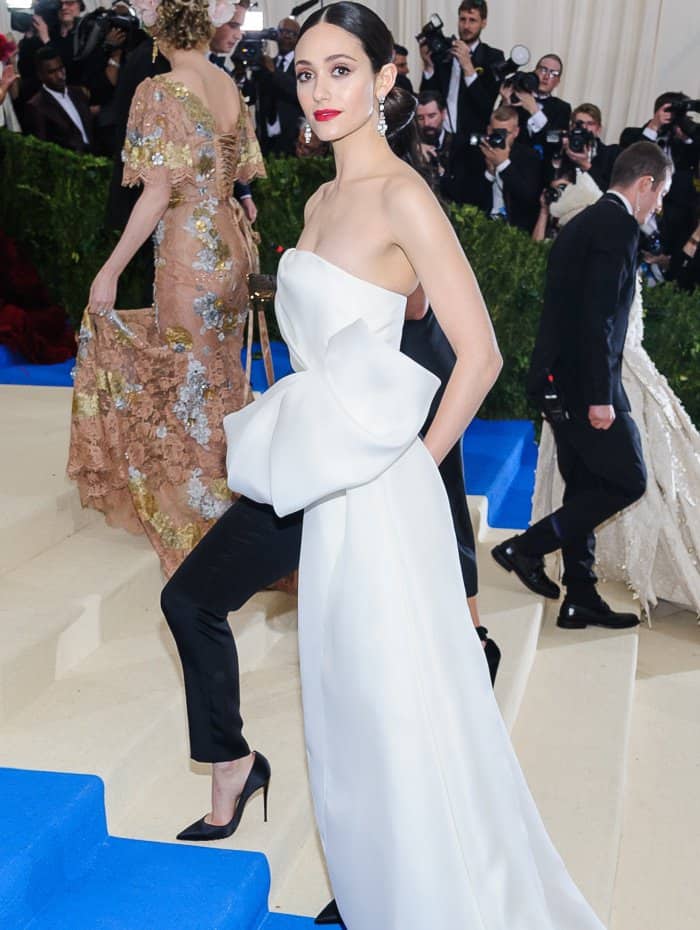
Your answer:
1,384 -> 697,929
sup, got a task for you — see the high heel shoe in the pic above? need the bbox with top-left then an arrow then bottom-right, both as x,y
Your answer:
176,750 -> 271,841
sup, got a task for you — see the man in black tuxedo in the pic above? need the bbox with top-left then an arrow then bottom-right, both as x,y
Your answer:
506,53 -> 571,157
419,0 -> 504,140
564,103 -> 619,192
492,142 -> 673,629
469,104 -> 543,231
620,92 -> 699,267
258,17 -> 303,157
416,91 -> 458,200
24,45 -> 93,153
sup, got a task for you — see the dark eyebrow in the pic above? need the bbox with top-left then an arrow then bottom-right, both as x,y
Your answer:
295,54 -> 359,67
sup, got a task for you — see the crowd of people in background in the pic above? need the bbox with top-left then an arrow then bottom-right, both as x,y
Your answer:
0,0 -> 698,290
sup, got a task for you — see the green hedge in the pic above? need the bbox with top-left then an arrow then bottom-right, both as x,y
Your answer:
1,129 -> 698,422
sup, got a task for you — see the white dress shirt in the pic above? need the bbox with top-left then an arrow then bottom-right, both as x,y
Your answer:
424,40 -> 480,134
43,85 -> 89,144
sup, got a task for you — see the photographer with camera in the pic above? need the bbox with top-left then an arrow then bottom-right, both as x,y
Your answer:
467,104 -> 543,231
419,1 -> 504,140
76,1 -> 148,155
257,17 -> 303,157
620,92 -> 700,276
562,103 -> 619,192
502,53 -> 571,157
416,90 -> 457,198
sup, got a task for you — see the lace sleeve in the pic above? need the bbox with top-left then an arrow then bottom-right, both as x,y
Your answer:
121,78 -> 195,189
235,94 -> 266,185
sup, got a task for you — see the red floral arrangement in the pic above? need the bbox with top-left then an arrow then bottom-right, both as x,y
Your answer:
0,231 -> 76,364
0,34 -> 17,65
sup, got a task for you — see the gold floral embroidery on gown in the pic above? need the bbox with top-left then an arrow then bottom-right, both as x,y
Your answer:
68,76 -> 266,577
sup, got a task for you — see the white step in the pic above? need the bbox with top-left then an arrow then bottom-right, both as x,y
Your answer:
512,583 -> 639,926
0,385 -> 92,574
610,610 -> 700,930
0,523 -> 160,723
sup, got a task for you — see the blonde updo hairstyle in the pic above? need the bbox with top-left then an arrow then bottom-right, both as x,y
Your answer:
153,0 -> 214,50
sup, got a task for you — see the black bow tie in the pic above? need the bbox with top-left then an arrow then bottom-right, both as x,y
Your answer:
210,53 -> 227,70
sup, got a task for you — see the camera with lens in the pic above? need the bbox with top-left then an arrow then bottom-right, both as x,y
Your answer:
502,69 -> 539,100
469,128 -> 508,149
11,0 -> 61,35
416,14 -> 456,66
73,5 -> 140,61
542,185 -> 565,206
233,27 -> 279,70
665,97 -> 700,142
545,120 -> 595,159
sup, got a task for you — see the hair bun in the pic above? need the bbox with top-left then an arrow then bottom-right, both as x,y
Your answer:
384,86 -> 417,138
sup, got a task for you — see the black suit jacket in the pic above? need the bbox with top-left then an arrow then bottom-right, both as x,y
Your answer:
528,193 -> 639,415
587,139 -> 619,192
258,56 -> 303,156
517,95 -> 571,153
24,86 -> 94,154
420,41 -> 505,138
464,142 -> 543,231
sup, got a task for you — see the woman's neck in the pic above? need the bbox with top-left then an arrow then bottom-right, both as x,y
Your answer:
332,120 -> 393,185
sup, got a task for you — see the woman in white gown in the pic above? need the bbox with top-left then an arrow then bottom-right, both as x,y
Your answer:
532,173 -> 700,620
225,4 -> 606,927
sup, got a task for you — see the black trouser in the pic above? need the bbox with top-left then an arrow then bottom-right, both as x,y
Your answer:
519,411 -> 647,594
162,310 -> 478,762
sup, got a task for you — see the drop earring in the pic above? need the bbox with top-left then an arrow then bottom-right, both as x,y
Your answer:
304,122 -> 312,144
377,95 -> 387,137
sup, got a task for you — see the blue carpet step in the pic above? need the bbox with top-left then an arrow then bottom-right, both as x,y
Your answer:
462,419 -> 536,530
1,767 -> 307,930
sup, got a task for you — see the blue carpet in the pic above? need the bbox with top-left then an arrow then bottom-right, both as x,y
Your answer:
462,419 -> 536,529
0,767 -> 311,930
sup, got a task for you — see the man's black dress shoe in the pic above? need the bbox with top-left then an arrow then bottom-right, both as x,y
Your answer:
315,899 -> 345,926
557,597 -> 640,630
491,538 -> 560,599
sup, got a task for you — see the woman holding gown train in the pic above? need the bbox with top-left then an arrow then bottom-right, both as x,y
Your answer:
221,4 -> 608,928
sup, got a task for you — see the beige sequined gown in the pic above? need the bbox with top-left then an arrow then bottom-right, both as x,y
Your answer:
68,76 -> 266,577
532,277 -> 700,618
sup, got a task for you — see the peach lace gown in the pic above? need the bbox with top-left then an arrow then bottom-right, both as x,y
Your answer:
68,76 -> 266,577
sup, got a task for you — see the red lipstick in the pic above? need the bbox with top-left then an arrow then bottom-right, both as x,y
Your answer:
314,109 -> 342,121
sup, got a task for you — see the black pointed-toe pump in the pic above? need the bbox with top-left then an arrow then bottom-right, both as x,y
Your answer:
176,751 -> 271,842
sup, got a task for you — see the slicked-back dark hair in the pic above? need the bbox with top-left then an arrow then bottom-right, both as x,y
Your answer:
610,140 -> 673,190
299,1 -> 394,76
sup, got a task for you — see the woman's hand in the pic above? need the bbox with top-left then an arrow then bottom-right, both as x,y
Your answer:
88,265 -> 119,316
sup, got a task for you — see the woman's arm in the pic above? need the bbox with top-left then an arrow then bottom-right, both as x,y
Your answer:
88,178 -> 171,314
388,178 -> 503,466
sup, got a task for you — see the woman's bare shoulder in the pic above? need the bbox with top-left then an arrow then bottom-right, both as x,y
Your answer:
304,181 -> 333,222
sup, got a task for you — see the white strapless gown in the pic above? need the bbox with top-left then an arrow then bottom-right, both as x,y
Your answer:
224,249 -> 605,930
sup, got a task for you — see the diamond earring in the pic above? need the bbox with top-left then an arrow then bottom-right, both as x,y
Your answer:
304,122 -> 312,144
377,96 -> 387,137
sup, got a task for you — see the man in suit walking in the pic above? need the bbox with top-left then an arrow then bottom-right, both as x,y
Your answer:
419,0 -> 504,140
492,142 -> 672,629
24,45 -> 93,153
